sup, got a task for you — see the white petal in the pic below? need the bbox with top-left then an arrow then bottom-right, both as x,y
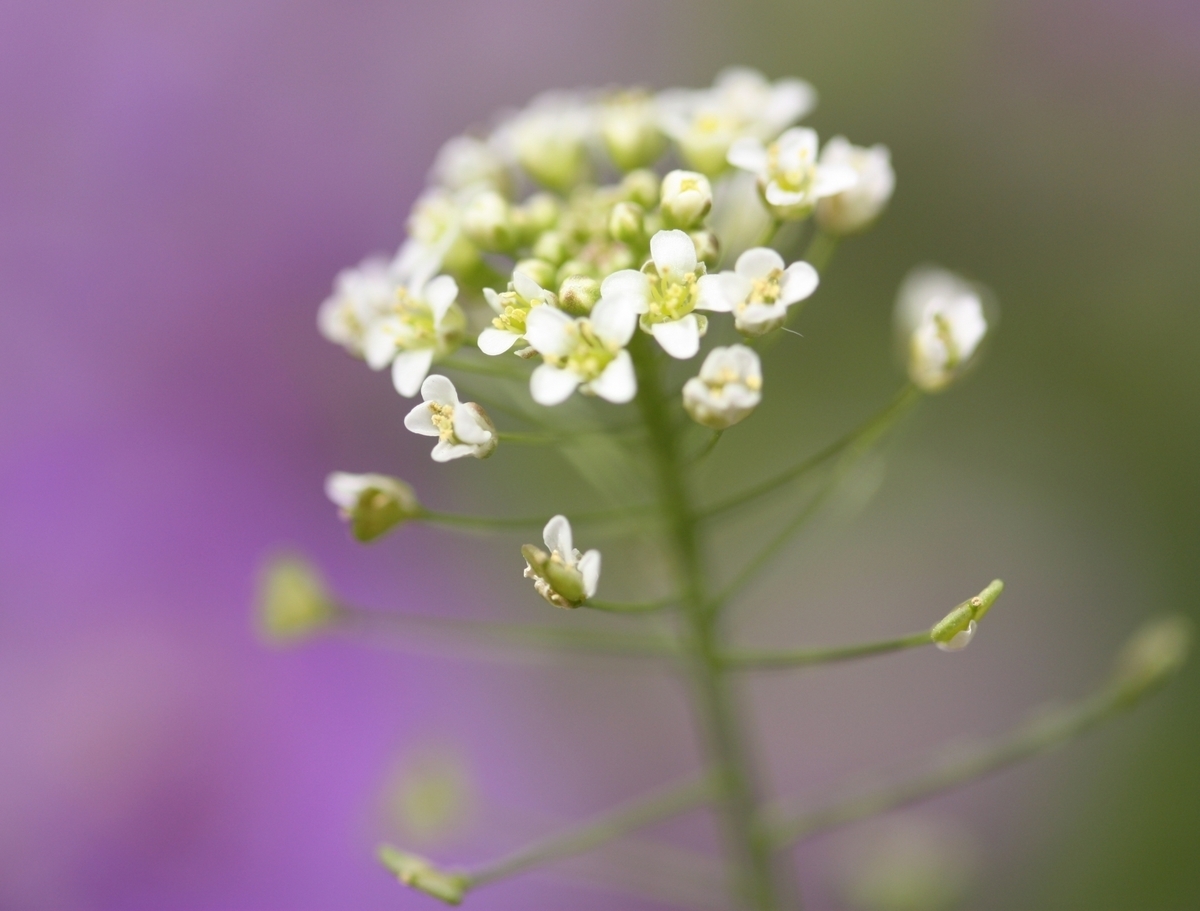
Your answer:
651,315 -> 701,359
420,374 -> 459,406
726,137 -> 769,173
735,247 -> 786,280
324,472 -> 363,509
478,327 -> 520,355
431,440 -> 476,462
403,402 -> 440,436
650,229 -> 697,281
779,261 -> 820,304
578,549 -> 601,598
764,182 -> 807,208
483,287 -> 503,314
423,275 -> 459,324
543,514 -> 574,558
736,302 -> 787,335
512,270 -> 543,302
600,269 -> 651,311
530,363 -> 580,405
588,350 -> 636,403
813,163 -> 859,198
765,79 -> 816,129
778,127 -> 818,160
362,325 -> 397,370
452,405 -> 492,446
590,296 -> 639,348
696,272 -> 748,312
524,307 -> 575,358
391,348 -> 435,397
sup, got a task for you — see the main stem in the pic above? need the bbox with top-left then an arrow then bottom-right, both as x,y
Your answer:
630,336 -> 792,911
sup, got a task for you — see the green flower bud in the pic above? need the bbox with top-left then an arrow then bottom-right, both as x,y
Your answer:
1111,615 -> 1191,706
608,201 -> 645,246
660,169 -> 713,230
556,258 -> 599,287
325,472 -> 422,543
513,192 -> 561,243
255,554 -> 334,643
600,90 -> 667,171
558,274 -> 601,315
931,580 -> 1004,652
378,846 -> 468,906
531,229 -> 570,265
689,229 -> 720,269
461,190 -> 516,252
621,168 -> 661,209
513,258 -> 558,291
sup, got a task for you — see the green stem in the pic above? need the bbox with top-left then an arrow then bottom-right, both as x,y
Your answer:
420,503 -> 653,532
721,630 -> 932,671
630,334 -> 792,911
466,776 -> 716,889
441,354 -> 531,381
585,597 -> 676,614
698,384 -> 921,520
802,230 -> 838,273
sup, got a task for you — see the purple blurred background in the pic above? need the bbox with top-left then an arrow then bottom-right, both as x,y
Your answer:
4,2 -> 1199,909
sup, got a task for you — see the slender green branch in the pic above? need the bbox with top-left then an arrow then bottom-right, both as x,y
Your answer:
330,603 -> 679,660
419,503 -> 653,532
802,230 -> 839,273
692,430 -> 725,464
584,597 -> 676,614
721,630 -> 932,671
441,354 -> 531,381
698,384 -> 921,520
763,616 -> 1191,847
756,217 -> 783,249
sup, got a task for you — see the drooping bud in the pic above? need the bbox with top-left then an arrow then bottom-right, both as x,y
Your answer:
600,90 -> 667,171
558,274 -> 601,316
255,554 -> 334,643
608,201 -> 645,247
461,190 -> 516,252
931,580 -> 1004,652
324,472 -> 422,543
378,846 -> 468,906
1110,615 -> 1191,706
660,169 -> 713,230
521,515 -> 601,609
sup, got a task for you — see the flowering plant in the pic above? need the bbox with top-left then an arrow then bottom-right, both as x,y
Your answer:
262,68 -> 1189,909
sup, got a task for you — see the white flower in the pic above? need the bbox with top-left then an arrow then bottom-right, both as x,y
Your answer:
403,375 -> 497,462
318,257 -> 401,358
682,345 -> 763,430
524,295 -> 639,405
895,267 -> 989,392
493,92 -> 594,192
660,170 -> 713,230
522,515 -> 601,608
324,472 -> 421,542
727,127 -> 859,221
478,270 -> 558,356
600,90 -> 666,171
361,274 -> 466,397
814,137 -> 895,235
659,68 -> 816,176
697,247 -> 819,337
429,134 -> 510,194
601,230 -> 725,359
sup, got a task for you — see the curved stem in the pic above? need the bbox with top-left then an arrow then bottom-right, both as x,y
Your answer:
721,630 -> 932,671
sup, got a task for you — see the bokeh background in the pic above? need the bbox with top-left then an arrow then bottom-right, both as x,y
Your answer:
3,1 -> 1198,908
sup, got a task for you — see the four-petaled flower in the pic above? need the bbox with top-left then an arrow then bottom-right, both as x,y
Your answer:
698,247 -> 819,337
404,375 -> 498,462
478,271 -> 558,356
682,344 -> 763,430
727,127 -> 859,221
318,257 -> 403,359
522,515 -> 601,608
362,274 -> 466,397
815,137 -> 896,236
524,294 -> 639,405
895,267 -> 989,393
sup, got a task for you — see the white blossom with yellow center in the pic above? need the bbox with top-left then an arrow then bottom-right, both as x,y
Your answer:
362,274 -> 466,397
318,257 -> 403,358
727,127 -> 859,221
403,375 -> 497,462
523,294 -> 640,406
814,136 -> 895,236
682,345 -> 763,430
478,271 -> 558,356
697,246 -> 819,337
894,267 -> 990,393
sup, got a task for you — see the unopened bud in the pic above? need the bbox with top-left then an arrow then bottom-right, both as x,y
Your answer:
689,229 -> 720,269
461,190 -> 516,252
661,169 -> 713,230
621,168 -> 660,209
513,258 -> 558,292
1110,615 -> 1191,706
325,472 -> 422,543
255,554 -> 334,643
556,258 -> 599,287
532,229 -> 570,265
932,580 -> 1004,652
608,201 -> 645,246
378,846 -> 468,906
600,90 -> 667,171
558,275 -> 601,315
513,192 -> 561,244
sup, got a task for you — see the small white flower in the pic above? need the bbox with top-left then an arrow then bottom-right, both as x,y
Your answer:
895,267 -> 990,392
403,375 -> 497,462
318,257 -> 401,358
397,187 -> 485,282
815,137 -> 895,235
324,472 -> 421,542
361,274 -> 466,397
524,296 -> 639,405
460,189 -> 516,252
659,68 -> 816,176
682,345 -> 763,430
600,90 -> 666,171
429,134 -> 510,194
727,127 -> 859,221
478,270 -> 558,356
493,91 -> 594,192
601,230 -> 725,360
660,170 -> 713,230
522,514 -> 601,608
697,247 -> 819,337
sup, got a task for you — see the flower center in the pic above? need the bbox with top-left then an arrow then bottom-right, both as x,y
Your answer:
645,272 -> 699,324
767,143 -> 815,194
428,402 -> 456,442
545,320 -> 617,381
749,268 -> 784,305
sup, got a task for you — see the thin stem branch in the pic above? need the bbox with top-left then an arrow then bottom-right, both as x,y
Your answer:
721,630 -> 932,671
585,597 -> 677,614
420,503 -> 653,532
465,776 -> 716,889
801,230 -> 839,273
441,355 -> 531,381
698,384 -> 921,521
